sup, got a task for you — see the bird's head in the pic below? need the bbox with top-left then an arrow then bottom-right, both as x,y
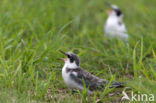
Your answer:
105,2 -> 123,17
60,50 -> 80,67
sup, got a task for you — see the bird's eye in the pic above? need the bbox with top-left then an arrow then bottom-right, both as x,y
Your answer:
70,57 -> 74,62
67,54 -> 74,63
114,9 -> 122,16
67,54 -> 71,58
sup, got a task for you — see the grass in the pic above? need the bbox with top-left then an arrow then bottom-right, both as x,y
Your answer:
0,0 -> 156,102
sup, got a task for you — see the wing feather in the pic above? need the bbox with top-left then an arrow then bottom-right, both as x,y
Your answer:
68,67 -> 107,91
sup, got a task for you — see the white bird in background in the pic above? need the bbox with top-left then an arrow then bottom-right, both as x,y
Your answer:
104,2 -> 129,41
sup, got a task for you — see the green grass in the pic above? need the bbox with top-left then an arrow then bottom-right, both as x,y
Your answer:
0,0 -> 156,102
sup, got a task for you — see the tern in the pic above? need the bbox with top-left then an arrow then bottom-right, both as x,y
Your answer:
104,2 -> 129,41
60,50 -> 123,94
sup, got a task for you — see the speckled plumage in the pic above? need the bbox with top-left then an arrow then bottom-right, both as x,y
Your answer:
60,51 -> 123,94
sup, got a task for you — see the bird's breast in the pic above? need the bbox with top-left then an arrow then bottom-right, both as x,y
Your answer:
62,65 -> 80,89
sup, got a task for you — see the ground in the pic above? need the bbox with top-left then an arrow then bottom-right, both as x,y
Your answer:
0,0 -> 156,103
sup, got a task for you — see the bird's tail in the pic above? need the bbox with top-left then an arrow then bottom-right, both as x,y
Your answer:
110,81 -> 124,88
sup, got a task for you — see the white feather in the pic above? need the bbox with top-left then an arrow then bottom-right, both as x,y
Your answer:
62,59 -> 83,90
62,58 -> 95,95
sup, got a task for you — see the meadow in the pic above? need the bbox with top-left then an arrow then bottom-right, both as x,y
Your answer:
0,0 -> 156,102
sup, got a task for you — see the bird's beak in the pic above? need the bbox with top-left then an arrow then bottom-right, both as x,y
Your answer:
61,58 -> 68,61
106,9 -> 113,14
59,50 -> 68,56
105,2 -> 111,7
104,2 -> 113,14
59,50 -> 68,61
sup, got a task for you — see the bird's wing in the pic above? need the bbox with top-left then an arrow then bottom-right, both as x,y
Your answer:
67,67 -> 107,91
67,68 -> 124,91
119,22 -> 127,33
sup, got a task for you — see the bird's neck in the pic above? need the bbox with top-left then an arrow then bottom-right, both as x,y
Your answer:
63,62 -> 79,69
107,16 -> 122,23
62,62 -> 79,75
106,16 -> 122,27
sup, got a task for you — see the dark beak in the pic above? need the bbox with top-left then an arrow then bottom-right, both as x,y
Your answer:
59,50 -> 68,62
105,2 -> 111,8
59,50 -> 67,56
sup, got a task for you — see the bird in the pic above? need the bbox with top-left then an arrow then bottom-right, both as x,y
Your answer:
60,50 -> 123,94
104,2 -> 129,41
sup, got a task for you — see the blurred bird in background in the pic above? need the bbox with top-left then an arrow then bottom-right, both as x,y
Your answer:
104,2 -> 129,41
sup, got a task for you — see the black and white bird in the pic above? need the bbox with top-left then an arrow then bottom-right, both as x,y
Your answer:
104,3 -> 129,41
60,50 -> 123,94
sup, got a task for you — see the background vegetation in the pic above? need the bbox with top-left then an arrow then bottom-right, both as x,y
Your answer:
0,0 -> 155,102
